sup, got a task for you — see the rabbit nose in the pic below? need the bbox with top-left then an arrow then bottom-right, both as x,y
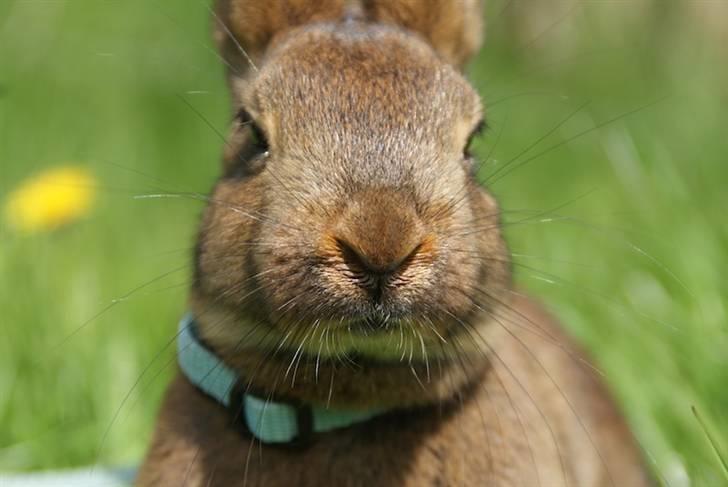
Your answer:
335,237 -> 421,301
336,238 -> 418,275
329,188 -> 429,299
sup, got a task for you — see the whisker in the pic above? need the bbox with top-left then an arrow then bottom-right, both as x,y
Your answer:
483,100 -> 591,185
206,3 -> 258,73
488,96 -> 669,186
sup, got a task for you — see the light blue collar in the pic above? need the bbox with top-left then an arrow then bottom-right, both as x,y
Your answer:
177,313 -> 383,444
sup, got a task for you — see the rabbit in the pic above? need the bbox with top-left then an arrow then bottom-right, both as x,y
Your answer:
137,1 -> 651,485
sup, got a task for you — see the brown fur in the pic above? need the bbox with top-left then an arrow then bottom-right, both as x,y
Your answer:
139,1 -> 651,485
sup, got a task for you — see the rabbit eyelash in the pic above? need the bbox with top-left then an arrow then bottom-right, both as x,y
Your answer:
465,119 -> 487,159
235,109 -> 269,151
230,109 -> 270,177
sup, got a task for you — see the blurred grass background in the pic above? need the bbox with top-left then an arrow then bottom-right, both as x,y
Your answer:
0,0 -> 726,484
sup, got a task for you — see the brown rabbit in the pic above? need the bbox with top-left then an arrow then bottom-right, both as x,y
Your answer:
137,1 -> 651,485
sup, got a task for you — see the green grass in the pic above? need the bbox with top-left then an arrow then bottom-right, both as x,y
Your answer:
1,0 -> 726,484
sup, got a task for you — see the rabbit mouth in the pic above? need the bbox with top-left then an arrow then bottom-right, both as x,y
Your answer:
345,317 -> 397,335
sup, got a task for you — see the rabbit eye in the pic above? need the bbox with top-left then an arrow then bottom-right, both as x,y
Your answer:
249,121 -> 269,153
464,119 -> 486,158
228,109 -> 270,177
236,109 -> 269,155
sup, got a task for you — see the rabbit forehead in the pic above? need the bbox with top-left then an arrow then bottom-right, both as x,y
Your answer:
243,23 -> 481,189
252,23 -> 481,129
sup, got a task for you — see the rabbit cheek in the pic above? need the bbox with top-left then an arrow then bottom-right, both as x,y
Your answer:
192,177 -> 268,308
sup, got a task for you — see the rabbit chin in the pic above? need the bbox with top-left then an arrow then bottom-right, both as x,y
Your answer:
286,319 -> 458,362
190,300 -> 477,363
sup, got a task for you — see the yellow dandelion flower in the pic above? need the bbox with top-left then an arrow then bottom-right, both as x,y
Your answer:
4,166 -> 97,234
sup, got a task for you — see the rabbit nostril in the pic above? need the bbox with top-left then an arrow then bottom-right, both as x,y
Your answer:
335,238 -> 376,276
335,238 -> 418,277
332,236 -> 429,303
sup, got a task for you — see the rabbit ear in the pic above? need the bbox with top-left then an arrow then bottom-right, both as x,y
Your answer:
213,0 -> 348,78
214,0 -> 484,78
362,0 -> 484,68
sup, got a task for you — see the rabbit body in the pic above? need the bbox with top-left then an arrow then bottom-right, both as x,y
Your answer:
138,1 -> 650,485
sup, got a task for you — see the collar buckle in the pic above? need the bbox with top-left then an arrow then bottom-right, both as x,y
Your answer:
228,380 -> 315,447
